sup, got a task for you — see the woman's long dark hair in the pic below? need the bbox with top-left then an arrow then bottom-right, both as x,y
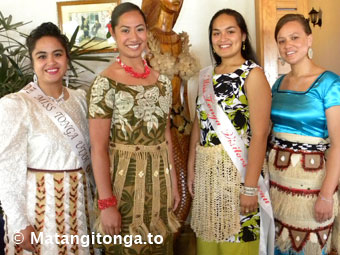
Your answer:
208,9 -> 258,65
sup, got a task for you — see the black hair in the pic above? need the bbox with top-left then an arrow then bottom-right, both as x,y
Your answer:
275,14 -> 311,41
26,22 -> 70,61
110,2 -> 147,29
208,8 -> 258,65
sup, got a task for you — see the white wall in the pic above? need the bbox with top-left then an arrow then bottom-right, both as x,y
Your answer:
170,0 -> 256,117
1,0 -> 73,35
173,0 -> 256,68
1,0 -> 115,82
125,0 -> 256,68
1,0 -> 256,76
128,0 -> 256,117
308,0 -> 340,75
1,0 -> 256,117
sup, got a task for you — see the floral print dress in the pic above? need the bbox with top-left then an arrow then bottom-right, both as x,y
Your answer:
88,75 -> 172,144
196,60 -> 260,245
87,75 -> 179,255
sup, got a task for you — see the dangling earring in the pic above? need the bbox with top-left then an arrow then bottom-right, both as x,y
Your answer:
33,73 -> 38,84
141,49 -> 147,58
307,47 -> 313,59
213,48 -> 216,53
279,57 -> 285,66
65,75 -> 69,88
64,71 -> 69,88
242,41 -> 246,51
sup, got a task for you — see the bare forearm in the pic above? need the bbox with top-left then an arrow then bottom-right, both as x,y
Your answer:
320,145 -> 340,197
243,67 -> 271,188
244,133 -> 268,187
91,148 -> 113,199
89,119 -> 113,199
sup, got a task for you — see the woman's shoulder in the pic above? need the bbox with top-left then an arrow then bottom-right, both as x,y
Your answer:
66,88 -> 88,114
92,75 -> 118,86
0,91 -> 28,120
88,75 -> 118,100
98,63 -> 124,85
236,60 -> 262,80
157,74 -> 172,91
316,71 -> 340,96
244,60 -> 266,81
311,70 -> 340,91
67,87 -> 87,103
0,91 -> 27,108
158,74 -> 171,84
319,70 -> 340,82
244,59 -> 261,70
271,75 -> 285,91
68,87 -> 86,96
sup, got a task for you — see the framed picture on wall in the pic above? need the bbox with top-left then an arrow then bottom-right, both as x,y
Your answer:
57,0 -> 120,53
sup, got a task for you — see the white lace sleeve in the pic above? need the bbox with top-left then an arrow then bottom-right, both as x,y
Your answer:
0,94 -> 30,234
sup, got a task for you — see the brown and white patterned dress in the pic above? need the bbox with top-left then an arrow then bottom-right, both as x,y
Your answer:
87,75 -> 180,255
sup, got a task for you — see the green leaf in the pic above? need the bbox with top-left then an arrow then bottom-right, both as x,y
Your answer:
71,60 -> 95,74
7,15 -> 12,26
68,26 -> 79,50
0,11 -> 111,98
6,55 -> 23,76
0,55 -> 9,82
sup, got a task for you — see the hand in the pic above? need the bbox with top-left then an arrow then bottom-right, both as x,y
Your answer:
18,225 -> 36,252
187,170 -> 195,198
100,206 -> 121,236
314,195 -> 333,222
172,184 -> 180,211
240,194 -> 258,215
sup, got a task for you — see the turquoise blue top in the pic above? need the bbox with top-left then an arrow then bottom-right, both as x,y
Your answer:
271,71 -> 340,138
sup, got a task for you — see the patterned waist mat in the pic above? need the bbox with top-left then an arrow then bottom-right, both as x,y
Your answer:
271,136 -> 329,152
109,141 -> 168,153
27,167 -> 82,173
275,219 -> 333,252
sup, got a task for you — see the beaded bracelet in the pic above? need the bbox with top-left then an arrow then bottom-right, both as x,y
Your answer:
241,186 -> 258,196
319,194 -> 333,204
98,196 -> 117,210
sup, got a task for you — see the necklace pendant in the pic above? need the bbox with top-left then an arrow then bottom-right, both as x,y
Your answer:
116,56 -> 151,79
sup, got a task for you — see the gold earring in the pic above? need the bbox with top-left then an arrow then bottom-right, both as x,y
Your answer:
242,41 -> 245,51
307,47 -> 313,59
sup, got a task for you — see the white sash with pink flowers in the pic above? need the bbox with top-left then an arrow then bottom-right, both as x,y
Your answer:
199,66 -> 274,255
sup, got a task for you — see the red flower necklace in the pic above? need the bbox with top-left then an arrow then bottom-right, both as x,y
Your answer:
116,56 -> 151,79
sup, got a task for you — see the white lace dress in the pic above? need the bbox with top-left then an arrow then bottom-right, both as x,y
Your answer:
0,88 -> 94,255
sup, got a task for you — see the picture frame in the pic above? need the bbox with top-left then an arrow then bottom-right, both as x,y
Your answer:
57,0 -> 120,53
